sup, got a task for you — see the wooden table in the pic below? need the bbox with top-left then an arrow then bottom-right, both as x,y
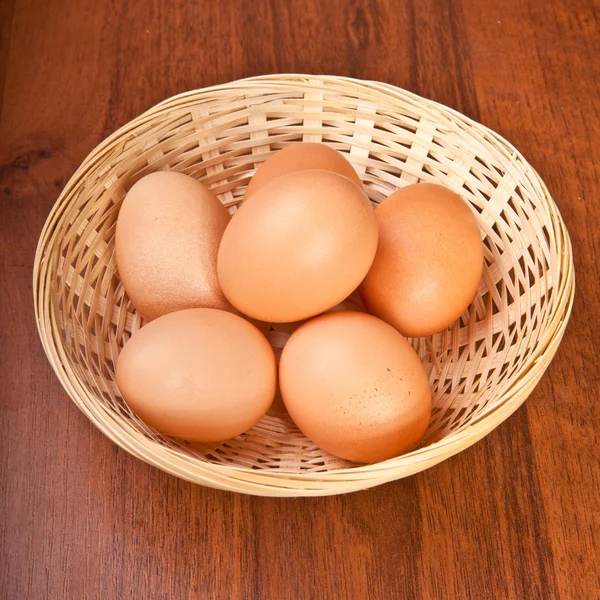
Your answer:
1,1 -> 598,598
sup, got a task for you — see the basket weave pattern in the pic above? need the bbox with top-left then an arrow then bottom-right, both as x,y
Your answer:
34,75 -> 574,496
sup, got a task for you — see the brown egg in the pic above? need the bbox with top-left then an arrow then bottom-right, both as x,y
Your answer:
115,171 -> 232,321
360,183 -> 484,337
245,142 -> 361,198
116,308 -> 277,442
218,170 -> 378,323
279,311 -> 432,463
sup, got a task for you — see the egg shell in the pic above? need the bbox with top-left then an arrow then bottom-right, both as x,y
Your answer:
279,311 -> 432,463
265,291 -> 366,418
217,170 -> 378,323
115,171 -> 232,321
245,142 -> 361,198
360,183 -> 484,337
116,308 -> 277,442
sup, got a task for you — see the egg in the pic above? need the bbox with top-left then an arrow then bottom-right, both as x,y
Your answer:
264,291 -> 366,418
217,170 -> 378,323
115,171 -> 231,321
116,308 -> 277,442
245,142 -> 361,199
360,183 -> 484,337
279,311 -> 432,463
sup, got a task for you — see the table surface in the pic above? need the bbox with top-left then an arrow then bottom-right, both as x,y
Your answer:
1,0 -> 599,598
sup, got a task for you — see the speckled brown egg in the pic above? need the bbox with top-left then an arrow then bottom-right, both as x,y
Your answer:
245,142 -> 361,198
279,311 -> 432,463
265,292 -> 366,418
360,183 -> 484,337
217,170 -> 378,323
116,308 -> 277,442
115,171 -> 232,321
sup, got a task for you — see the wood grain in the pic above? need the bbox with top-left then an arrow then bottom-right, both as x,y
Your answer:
1,0 -> 598,598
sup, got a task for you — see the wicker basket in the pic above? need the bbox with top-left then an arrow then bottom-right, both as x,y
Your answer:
34,75 -> 574,497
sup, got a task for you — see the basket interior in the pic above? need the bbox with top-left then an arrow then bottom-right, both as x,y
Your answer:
48,82 -> 557,473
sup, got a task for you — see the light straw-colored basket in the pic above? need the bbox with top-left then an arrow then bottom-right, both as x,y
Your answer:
34,75 -> 574,497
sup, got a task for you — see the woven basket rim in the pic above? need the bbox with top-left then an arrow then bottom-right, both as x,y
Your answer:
33,75 -> 575,494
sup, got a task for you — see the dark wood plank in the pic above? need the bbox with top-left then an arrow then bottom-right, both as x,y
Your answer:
1,0 -> 598,598
0,0 -> 15,119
